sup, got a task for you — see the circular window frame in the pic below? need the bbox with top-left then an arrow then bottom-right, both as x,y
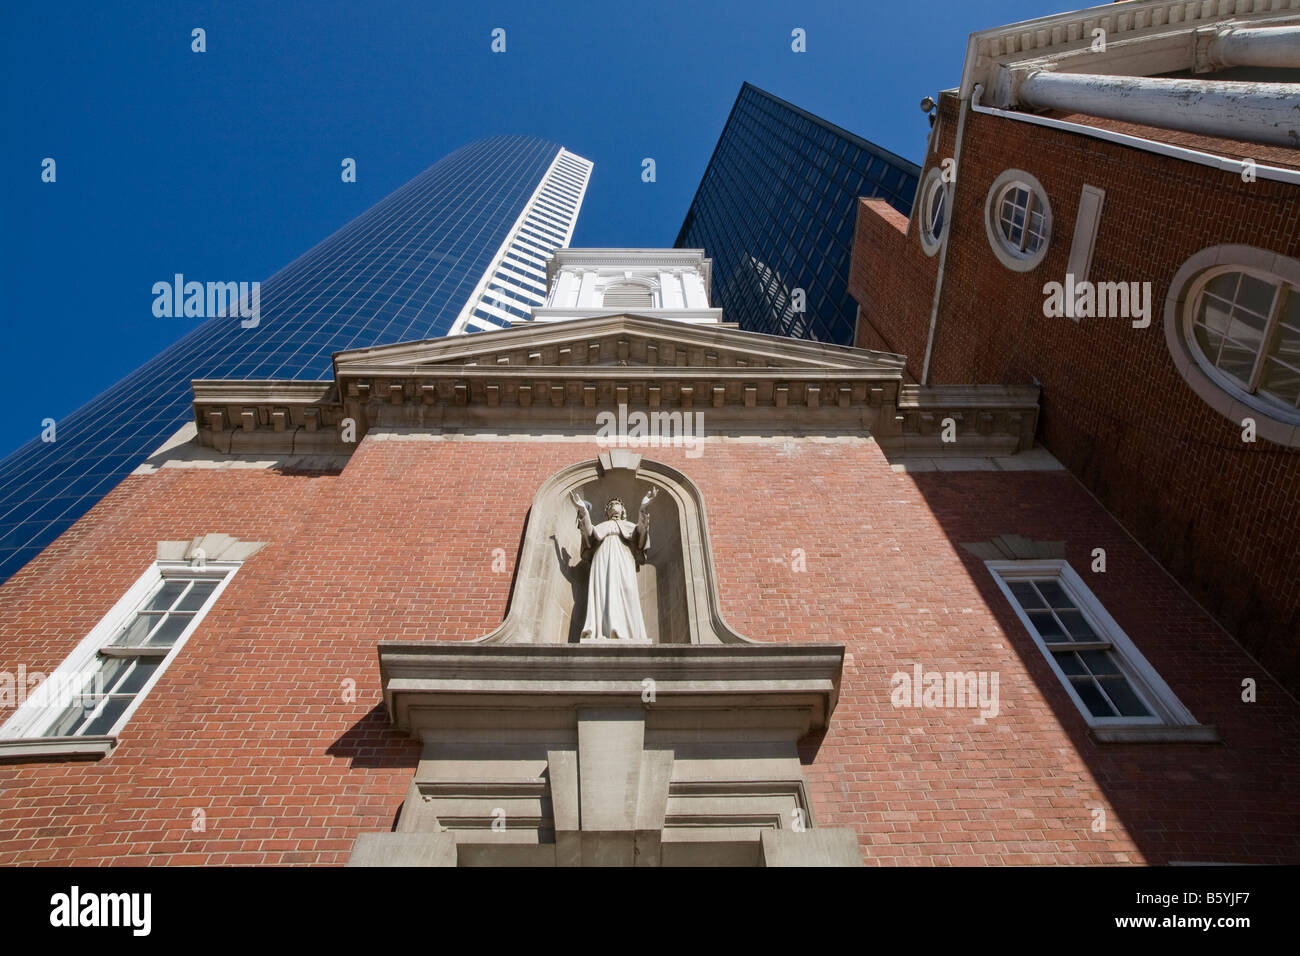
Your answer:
1164,244 -> 1300,447
983,169 -> 1052,272
918,166 -> 949,257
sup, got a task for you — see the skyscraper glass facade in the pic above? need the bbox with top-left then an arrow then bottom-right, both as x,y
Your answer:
0,135 -> 590,583
676,83 -> 919,345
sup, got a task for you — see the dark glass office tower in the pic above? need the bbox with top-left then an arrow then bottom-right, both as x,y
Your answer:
676,83 -> 919,345
0,136 -> 591,583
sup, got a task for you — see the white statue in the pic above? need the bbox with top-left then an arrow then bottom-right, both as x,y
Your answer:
570,487 -> 658,641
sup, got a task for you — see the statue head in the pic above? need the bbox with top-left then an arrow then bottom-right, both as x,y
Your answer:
605,499 -> 627,521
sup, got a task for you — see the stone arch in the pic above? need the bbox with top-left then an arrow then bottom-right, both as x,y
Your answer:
479,450 -> 750,645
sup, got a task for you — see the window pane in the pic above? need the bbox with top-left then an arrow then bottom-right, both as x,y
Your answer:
1078,649 -> 1119,676
1072,678 -> 1116,718
112,614 -> 155,647
1009,581 -> 1047,608
1056,609 -> 1097,640
1273,311 -> 1300,364
1028,610 -> 1067,641
1194,321 -> 1224,364
80,697 -> 132,736
46,700 -> 92,737
147,613 -> 193,646
113,658 -> 161,696
176,579 -> 218,611
96,656 -> 133,694
1078,651 -> 1152,718
1026,211 -> 1046,251
1204,272 -> 1238,299
1227,307 -> 1266,348
1034,580 -> 1074,610
1198,294 -> 1233,340
1283,290 -> 1300,332
1098,676 -> 1151,717
1260,358 -> 1300,408
1216,338 -> 1256,384
144,580 -> 188,612
1236,273 -> 1277,317
1056,651 -> 1088,676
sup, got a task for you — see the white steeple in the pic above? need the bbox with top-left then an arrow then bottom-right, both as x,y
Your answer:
527,249 -> 725,325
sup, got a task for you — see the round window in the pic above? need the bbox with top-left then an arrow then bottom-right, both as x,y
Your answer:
918,167 -> 947,257
1164,246 -> 1300,446
1186,267 -> 1300,421
984,169 -> 1052,271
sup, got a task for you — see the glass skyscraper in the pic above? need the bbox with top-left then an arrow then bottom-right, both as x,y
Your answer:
676,83 -> 919,346
0,136 -> 592,583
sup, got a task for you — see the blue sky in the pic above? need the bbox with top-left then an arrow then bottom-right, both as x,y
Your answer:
2,0 -> 1056,459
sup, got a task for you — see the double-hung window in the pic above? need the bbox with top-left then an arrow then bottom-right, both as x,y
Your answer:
0,560 -> 238,758
987,560 -> 1213,742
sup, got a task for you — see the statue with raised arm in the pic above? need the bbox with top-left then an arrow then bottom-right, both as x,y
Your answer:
569,487 -> 658,641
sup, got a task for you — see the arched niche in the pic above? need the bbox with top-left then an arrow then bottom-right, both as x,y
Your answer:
479,450 -> 749,645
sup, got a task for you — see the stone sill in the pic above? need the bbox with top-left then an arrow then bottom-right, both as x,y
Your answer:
0,735 -> 116,762
1089,724 -> 1219,744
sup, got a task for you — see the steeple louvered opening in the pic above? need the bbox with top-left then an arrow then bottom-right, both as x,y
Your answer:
602,282 -> 655,309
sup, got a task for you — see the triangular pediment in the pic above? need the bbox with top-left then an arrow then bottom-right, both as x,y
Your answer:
332,313 -> 907,376
189,311 -> 1039,461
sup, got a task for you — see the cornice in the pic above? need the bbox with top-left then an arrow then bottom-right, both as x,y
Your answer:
527,308 -> 726,325
376,642 -> 845,737
547,248 -> 713,290
187,314 -> 1040,458
963,0 -> 1300,99
331,314 -> 899,373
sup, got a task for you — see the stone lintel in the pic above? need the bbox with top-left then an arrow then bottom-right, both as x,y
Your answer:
377,642 -> 844,738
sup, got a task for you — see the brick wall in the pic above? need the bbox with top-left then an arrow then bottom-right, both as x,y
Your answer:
851,90 -> 1300,695
1,434 -> 1295,864
849,199 -> 932,379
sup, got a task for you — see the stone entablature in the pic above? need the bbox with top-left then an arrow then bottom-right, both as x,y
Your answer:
189,314 -> 1040,458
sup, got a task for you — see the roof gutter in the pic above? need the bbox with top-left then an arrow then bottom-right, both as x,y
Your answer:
969,97 -> 1300,186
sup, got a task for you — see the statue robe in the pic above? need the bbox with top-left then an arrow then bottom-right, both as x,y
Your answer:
580,518 -> 648,641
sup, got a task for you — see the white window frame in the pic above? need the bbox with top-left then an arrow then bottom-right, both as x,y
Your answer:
918,166 -> 949,257
1163,245 -> 1300,448
1064,184 -> 1105,291
984,169 -> 1052,272
1183,265 -> 1300,424
987,560 -> 1211,741
0,560 -> 240,755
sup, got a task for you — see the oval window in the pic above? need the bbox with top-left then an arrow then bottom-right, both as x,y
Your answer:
1186,267 -> 1300,420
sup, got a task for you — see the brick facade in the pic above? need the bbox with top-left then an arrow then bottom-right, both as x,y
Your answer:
851,90 -> 1300,695
1,434 -> 1295,864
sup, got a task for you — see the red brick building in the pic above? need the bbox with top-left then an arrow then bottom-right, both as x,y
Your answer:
852,0 -> 1300,698
3,0 -> 1298,866
1,248 -> 1297,864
